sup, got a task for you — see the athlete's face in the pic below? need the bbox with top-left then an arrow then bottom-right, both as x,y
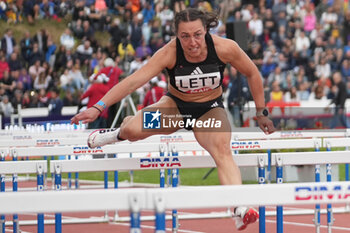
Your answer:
177,19 -> 206,59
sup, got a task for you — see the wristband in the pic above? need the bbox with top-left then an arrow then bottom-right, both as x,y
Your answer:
92,105 -> 102,113
96,100 -> 106,110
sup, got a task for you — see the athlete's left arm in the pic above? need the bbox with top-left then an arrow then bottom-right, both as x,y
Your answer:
214,36 -> 275,134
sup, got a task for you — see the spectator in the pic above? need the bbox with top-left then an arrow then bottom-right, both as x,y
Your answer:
295,30 -> 310,53
118,39 -> 135,61
62,89 -> 78,106
286,0 -> 300,20
142,76 -> 165,107
297,81 -> 310,100
320,6 -> 338,34
33,69 -> 51,91
272,0 -> 286,20
39,0 -> 56,19
270,81 -> 284,102
59,68 -> 73,92
32,29 -> 48,54
80,73 -> 110,129
1,29 -> 16,58
135,39 -> 152,60
0,71 -> 16,97
37,88 -> 48,107
0,52 -> 9,80
341,59 -> 350,82
92,57 -> 122,89
0,95 -> 14,117
28,43 -> 45,66
81,20 -> 94,41
11,89 -> 23,113
18,68 -> 32,91
71,18 -> 84,39
22,0 -> 40,24
68,63 -> 85,91
315,56 -> 331,80
21,90 -> 31,108
60,28 -> 75,50
76,40 -> 93,65
28,60 -> 45,81
20,31 -> 34,65
303,7 -> 317,36
48,88 -> 63,116
8,52 -> 22,74
45,38 -> 56,67
129,13 -> 143,49
142,1 -> 155,25
315,0 -> 328,20
328,72 -> 349,128
343,10 -> 350,45
247,42 -> 263,70
109,18 -> 127,50
267,66 -> 286,86
158,5 -> 174,27
248,11 -> 263,40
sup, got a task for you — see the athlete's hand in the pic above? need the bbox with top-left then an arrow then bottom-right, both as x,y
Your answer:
71,107 -> 100,125
256,116 -> 276,135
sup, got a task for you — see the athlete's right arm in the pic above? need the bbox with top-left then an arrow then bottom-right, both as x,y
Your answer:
71,40 -> 176,125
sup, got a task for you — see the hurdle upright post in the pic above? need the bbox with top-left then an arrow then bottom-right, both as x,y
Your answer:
159,145 -> 166,188
275,154 -> 283,233
258,155 -> 266,233
67,155 -> 72,189
314,142 -> 321,233
345,132 -> 350,211
326,142 -> 334,233
54,163 -> 62,233
104,153 -> 109,220
154,194 -> 166,233
113,153 -> 120,221
0,151 -> 5,233
12,151 -> 19,233
171,145 -> 179,233
37,163 -> 45,233
75,155 -> 79,189
129,194 -> 141,233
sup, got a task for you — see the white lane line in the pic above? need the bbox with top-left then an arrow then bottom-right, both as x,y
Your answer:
266,220 -> 350,231
5,228 -> 32,233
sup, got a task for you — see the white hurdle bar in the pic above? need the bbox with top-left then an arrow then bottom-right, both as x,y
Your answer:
9,143 -> 167,157
1,129 -> 343,148
49,154 -> 268,173
0,182 -> 349,232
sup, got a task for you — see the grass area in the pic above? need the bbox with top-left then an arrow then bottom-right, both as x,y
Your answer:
61,168 -> 222,186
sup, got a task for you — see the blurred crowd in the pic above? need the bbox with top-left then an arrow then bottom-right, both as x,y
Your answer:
0,0 -> 349,128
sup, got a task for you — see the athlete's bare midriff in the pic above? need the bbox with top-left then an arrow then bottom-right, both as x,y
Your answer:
168,84 -> 223,102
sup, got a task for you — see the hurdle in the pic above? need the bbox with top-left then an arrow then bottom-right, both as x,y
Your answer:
2,130 -> 349,232
270,151 -> 350,233
0,160 -> 47,233
0,181 -> 349,232
49,152 -> 268,232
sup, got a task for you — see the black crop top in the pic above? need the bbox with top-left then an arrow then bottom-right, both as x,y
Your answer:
166,33 -> 226,94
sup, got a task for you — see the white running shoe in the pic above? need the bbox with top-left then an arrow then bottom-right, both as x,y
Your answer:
87,128 -> 120,148
234,207 -> 259,231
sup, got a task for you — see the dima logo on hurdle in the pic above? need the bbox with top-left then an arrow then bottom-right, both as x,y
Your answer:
143,110 -> 161,129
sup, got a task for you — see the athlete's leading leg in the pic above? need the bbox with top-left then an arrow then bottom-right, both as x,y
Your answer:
88,96 -> 181,148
